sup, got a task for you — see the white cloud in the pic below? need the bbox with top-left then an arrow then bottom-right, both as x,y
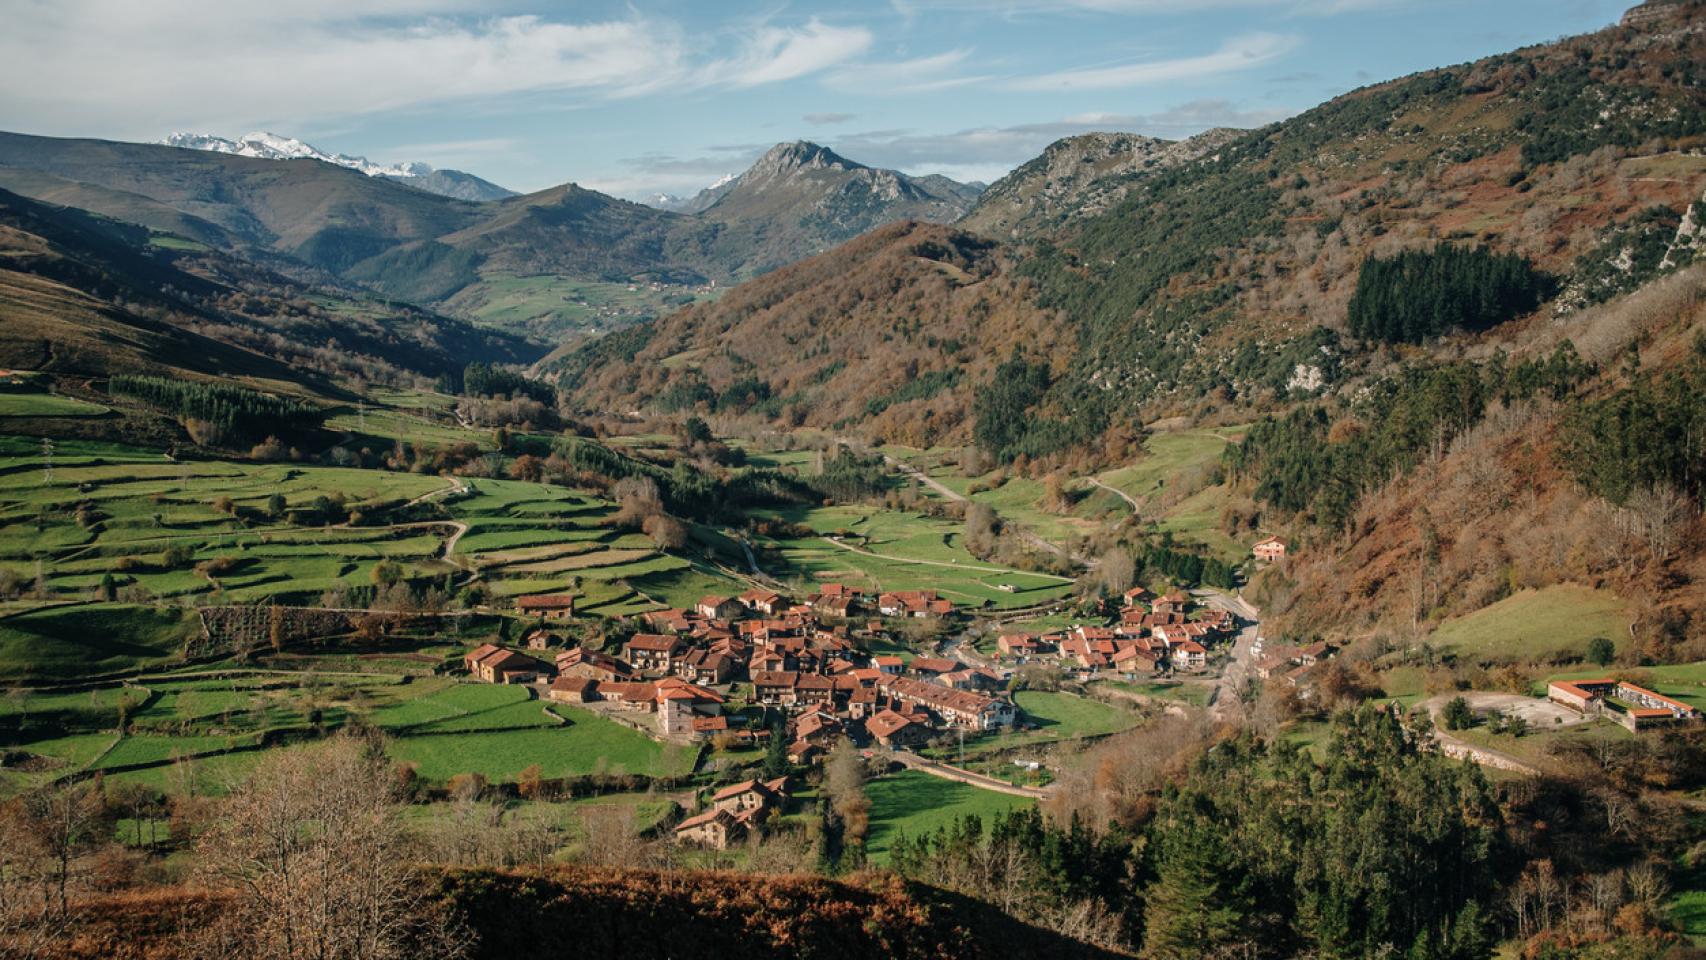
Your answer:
0,2 -> 871,138
824,100 -> 1290,176
701,19 -> 872,89
901,0 -> 1407,14
1009,32 -> 1300,90
824,49 -> 989,94
804,112 -> 859,126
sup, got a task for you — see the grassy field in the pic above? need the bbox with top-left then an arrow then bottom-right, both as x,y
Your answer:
1013,691 -> 1138,739
0,665 -> 700,797
0,390 -> 110,418
864,769 -> 1033,862
442,273 -> 713,341
388,703 -> 698,782
1094,679 -> 1212,708
1450,719 -> 1632,769
919,691 -> 1139,767
1429,585 -> 1633,662
1096,425 -> 1247,505
0,605 -> 199,679
746,503 -> 1074,611
874,425 -> 1249,564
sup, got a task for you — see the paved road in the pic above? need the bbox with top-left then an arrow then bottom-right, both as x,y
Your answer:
1194,588 -> 1261,718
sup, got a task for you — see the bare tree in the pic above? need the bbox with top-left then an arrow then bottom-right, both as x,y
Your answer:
577,804 -> 650,868
0,784 -> 100,960
190,734 -> 462,960
1098,547 -> 1136,596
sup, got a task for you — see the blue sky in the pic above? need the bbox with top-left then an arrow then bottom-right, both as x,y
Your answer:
1,0 -> 1633,199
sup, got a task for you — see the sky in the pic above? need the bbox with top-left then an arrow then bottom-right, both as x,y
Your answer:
0,0 -> 1636,200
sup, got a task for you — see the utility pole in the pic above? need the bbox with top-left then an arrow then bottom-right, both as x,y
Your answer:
40,437 -> 53,483
357,400 -> 367,433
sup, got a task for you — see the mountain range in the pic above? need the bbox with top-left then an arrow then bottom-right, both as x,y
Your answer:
158,131 -> 519,202
0,134 -> 986,341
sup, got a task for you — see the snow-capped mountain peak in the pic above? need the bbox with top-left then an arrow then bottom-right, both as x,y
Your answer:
158,131 -> 433,179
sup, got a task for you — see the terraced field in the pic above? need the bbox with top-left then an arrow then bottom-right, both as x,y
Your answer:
0,436 -> 742,641
0,669 -> 699,797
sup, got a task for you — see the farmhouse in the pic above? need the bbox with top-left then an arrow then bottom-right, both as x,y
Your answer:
696,595 -> 742,620
676,648 -> 737,684
674,808 -> 743,849
738,588 -> 786,615
1547,679 -> 1701,730
1253,537 -> 1287,562
555,648 -> 633,683
547,675 -> 599,703
656,678 -> 726,737
464,644 -> 552,684
523,628 -> 560,651
516,594 -> 576,620
877,675 -> 1015,730
626,634 -> 685,673
866,708 -> 931,747
877,590 -> 953,618
1152,592 -> 1191,615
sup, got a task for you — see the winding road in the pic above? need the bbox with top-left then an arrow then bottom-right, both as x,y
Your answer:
818,535 -> 1075,583
1084,477 -> 1142,514
878,452 -> 1088,566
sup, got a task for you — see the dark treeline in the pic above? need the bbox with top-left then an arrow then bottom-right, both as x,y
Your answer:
552,436 -> 816,522
972,355 -> 1107,463
890,808 -> 1137,947
1347,245 -> 1552,344
1566,341 -> 1706,505
1140,708 -> 1500,959
894,709 -> 1506,959
442,362 -> 557,405
1140,538 -> 1238,590
812,448 -> 890,502
1225,345 -> 1595,529
109,375 -> 323,443
864,368 -> 962,418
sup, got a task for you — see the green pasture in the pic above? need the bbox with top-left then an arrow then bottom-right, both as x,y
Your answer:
865,770 -> 1033,862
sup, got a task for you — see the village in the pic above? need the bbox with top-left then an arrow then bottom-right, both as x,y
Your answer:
460,579 -> 1260,848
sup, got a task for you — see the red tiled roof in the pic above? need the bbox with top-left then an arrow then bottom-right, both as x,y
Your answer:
517,594 -> 576,610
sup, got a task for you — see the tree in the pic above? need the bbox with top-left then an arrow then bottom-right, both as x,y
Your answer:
965,502 -> 1000,558
1587,636 -> 1616,667
1141,819 -> 1253,960
762,715 -> 790,779
1098,547 -> 1135,596
189,735 -> 458,960
1442,695 -> 1475,731
822,739 -> 870,868
643,514 -> 688,550
371,559 -> 405,586
265,493 -> 287,519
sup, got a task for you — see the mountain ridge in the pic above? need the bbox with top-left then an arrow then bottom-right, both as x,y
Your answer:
159,131 -> 518,202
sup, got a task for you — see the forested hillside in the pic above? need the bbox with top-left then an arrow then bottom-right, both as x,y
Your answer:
568,3 -> 1706,466
0,186 -> 539,442
559,221 -> 1071,450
